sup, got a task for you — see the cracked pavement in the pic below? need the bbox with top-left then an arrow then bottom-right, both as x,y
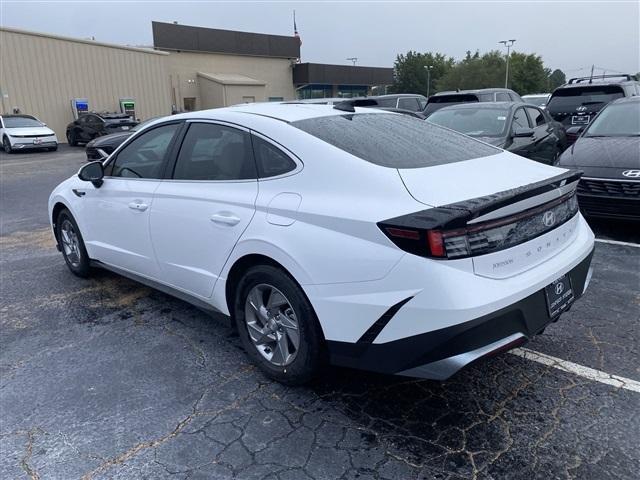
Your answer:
1,147 -> 639,479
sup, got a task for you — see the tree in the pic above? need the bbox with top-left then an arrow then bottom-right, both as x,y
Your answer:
437,50 -> 505,91
391,51 -> 454,96
508,52 -> 549,94
548,69 -> 567,91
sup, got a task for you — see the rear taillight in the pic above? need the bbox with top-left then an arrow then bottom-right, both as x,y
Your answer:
379,192 -> 578,260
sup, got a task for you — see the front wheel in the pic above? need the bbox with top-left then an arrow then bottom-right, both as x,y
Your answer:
2,136 -> 12,153
56,209 -> 91,277
67,131 -> 78,146
234,265 -> 325,385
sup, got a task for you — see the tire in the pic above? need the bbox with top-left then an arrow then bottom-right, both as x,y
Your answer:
67,131 -> 78,146
234,265 -> 325,385
55,208 -> 91,277
2,136 -> 13,153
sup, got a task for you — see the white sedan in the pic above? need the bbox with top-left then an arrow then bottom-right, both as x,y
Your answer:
48,103 -> 594,384
1,114 -> 58,153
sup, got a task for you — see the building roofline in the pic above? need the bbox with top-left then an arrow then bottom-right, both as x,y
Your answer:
0,26 -> 169,56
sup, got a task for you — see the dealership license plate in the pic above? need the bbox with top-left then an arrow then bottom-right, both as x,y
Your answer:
544,274 -> 575,318
121,126 -> 130,130
571,115 -> 590,125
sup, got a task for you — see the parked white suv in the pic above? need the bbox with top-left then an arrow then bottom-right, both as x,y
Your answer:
48,103 -> 594,384
1,114 -> 58,153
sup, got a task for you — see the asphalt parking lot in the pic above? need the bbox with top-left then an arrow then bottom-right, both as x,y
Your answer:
1,145 -> 639,480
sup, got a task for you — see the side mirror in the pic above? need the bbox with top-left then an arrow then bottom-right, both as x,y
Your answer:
513,127 -> 535,137
566,126 -> 585,135
78,161 -> 104,188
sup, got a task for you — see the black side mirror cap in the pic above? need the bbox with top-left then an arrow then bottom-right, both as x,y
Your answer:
513,127 -> 535,137
78,161 -> 104,188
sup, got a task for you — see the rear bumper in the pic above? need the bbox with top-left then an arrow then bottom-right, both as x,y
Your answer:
578,193 -> 640,221
327,248 -> 594,380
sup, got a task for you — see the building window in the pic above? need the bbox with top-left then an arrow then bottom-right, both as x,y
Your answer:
296,84 -> 333,100
268,97 -> 284,102
337,85 -> 368,98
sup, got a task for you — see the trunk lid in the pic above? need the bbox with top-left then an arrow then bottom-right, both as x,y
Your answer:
398,151 -> 568,207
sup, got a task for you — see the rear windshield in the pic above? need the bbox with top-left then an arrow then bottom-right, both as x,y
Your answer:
424,94 -> 479,115
292,113 -> 499,168
547,86 -> 624,112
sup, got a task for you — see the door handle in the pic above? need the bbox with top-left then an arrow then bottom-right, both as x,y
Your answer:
128,201 -> 149,212
210,212 -> 241,226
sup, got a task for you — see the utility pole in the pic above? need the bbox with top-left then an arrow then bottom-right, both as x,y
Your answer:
498,39 -> 516,88
346,57 -> 358,66
424,65 -> 433,97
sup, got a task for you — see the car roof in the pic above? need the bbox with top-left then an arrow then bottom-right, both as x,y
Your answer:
170,103 -> 388,123
522,93 -> 550,97
0,114 -> 37,119
431,101 -> 519,112
433,88 -> 515,96
373,93 -> 427,98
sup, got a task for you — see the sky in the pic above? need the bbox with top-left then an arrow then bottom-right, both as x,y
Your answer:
1,1 -> 639,76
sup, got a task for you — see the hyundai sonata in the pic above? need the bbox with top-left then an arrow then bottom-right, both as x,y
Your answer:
48,103 -> 594,384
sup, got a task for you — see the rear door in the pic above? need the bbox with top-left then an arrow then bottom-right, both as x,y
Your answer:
149,121 -> 258,299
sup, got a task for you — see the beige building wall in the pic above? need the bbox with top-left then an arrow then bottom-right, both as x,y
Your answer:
165,51 -> 295,111
0,27 -> 172,141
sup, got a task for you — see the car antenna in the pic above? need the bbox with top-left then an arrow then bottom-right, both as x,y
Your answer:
333,101 -> 356,112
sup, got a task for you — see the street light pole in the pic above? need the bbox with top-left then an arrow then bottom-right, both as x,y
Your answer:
424,65 -> 433,97
346,57 -> 358,66
498,39 -> 516,88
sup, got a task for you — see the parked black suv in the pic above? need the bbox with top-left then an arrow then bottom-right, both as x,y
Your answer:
556,96 -> 640,221
423,88 -> 523,117
66,112 -> 138,146
546,74 -> 640,145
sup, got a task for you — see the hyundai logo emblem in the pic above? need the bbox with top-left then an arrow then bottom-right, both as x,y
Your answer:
576,106 -> 588,112
542,211 -> 556,227
622,169 -> 640,178
555,282 -> 564,295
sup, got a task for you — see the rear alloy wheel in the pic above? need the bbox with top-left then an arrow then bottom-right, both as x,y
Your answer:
67,131 -> 78,146
3,136 -> 12,153
56,209 -> 91,277
234,265 -> 325,385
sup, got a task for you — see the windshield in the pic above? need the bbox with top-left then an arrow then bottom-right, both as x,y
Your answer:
547,86 -> 624,112
427,107 -> 509,137
523,96 -> 548,107
3,116 -> 43,128
292,113 -> 499,169
585,101 -> 640,137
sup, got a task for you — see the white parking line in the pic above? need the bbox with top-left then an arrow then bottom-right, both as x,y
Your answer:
510,347 -> 640,393
595,238 -> 640,248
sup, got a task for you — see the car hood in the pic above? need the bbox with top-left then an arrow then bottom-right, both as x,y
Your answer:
5,126 -> 55,136
557,136 -> 640,171
87,131 -> 134,147
398,150 -> 568,207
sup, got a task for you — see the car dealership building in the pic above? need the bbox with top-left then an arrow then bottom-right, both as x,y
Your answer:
0,22 -> 393,141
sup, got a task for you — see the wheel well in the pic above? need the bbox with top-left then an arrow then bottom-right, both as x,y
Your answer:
225,254 -> 284,315
51,202 -> 68,242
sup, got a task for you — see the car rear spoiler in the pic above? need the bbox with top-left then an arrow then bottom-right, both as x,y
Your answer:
386,170 -> 583,230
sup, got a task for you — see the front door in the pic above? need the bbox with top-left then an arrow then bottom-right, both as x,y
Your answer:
150,121 -> 258,299
525,107 -> 558,164
79,122 -> 182,278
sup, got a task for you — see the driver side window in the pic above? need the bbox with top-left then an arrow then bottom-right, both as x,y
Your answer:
110,123 -> 180,179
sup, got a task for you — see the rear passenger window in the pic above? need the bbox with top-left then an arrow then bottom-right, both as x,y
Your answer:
496,92 -> 510,101
173,123 -> 256,181
375,98 -> 398,108
252,136 -> 297,178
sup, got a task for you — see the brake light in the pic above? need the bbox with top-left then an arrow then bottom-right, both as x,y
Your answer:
379,192 -> 578,260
